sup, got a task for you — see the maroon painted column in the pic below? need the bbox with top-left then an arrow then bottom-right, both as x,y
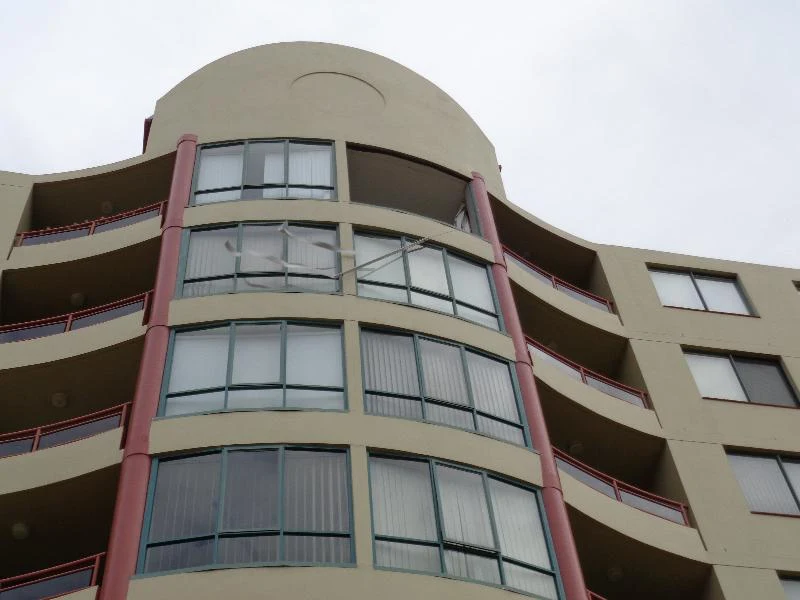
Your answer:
99,134 -> 197,600
470,172 -> 587,600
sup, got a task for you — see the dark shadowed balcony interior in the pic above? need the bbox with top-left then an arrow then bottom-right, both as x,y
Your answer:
20,152 -> 174,235
0,466 -> 117,580
539,381 -> 690,524
493,198 -> 614,304
0,341 -> 141,457
347,144 -> 474,229
1,239 -> 158,326
570,509 -> 711,600
516,284 -> 646,392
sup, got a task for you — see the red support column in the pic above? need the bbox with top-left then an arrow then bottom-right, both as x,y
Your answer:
470,172 -> 587,600
98,134 -> 197,600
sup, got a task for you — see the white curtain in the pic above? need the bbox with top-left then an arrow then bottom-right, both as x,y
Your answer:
694,277 -> 749,314
231,324 -> 281,385
354,235 -> 406,285
283,450 -> 349,532
466,352 -> 518,422
408,247 -> 449,295
240,225 -> 284,273
685,353 -> 747,401
285,325 -> 342,388
728,454 -> 799,514
186,228 -> 237,280
369,457 -> 437,540
222,450 -> 279,530
419,339 -> 468,405
783,579 -> 800,600
435,465 -> 494,547
287,226 -> 337,273
649,270 -> 704,310
168,328 -> 230,393
449,255 -> 494,311
488,479 -> 550,568
288,143 -> 332,187
361,331 -> 420,396
197,146 -> 243,191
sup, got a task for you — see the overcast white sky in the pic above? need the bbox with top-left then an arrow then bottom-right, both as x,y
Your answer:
1,1 -> 797,268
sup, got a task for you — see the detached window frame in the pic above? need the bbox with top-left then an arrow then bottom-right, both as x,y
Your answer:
727,452 -> 800,516
684,351 -> 799,408
179,222 -> 341,297
191,139 -> 336,205
648,267 -> 754,316
360,328 -> 529,447
354,231 -> 503,330
138,445 -> 354,575
159,321 -> 347,417
368,453 -> 563,599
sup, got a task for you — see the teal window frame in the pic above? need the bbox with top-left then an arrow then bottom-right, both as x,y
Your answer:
354,231 -> 503,331
360,327 -> 530,447
137,445 -> 355,575
367,453 -> 564,599
177,222 -> 342,298
190,139 -> 336,205
158,320 -> 348,417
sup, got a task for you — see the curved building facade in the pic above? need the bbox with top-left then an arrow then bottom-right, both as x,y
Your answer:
0,42 -> 799,600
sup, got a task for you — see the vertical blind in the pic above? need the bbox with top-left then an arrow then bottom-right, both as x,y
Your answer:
728,453 -> 800,515
649,269 -> 751,315
142,447 -> 352,573
368,455 -> 558,599
163,321 -> 345,416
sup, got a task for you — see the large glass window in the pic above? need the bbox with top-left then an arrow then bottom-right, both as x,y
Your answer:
727,453 -> 800,516
182,223 -> 340,297
368,455 -> 559,599
649,269 -> 752,315
685,352 -> 798,407
162,322 -> 345,416
783,578 -> 800,599
361,329 -> 526,445
193,140 -> 334,204
354,233 -> 500,330
140,446 -> 352,574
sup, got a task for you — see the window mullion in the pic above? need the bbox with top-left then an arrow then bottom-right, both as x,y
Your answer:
400,236 -> 413,304
428,459 -> 447,575
234,223 -> 244,288
481,471 -> 505,585
413,333 -> 427,420
224,324 -> 236,410
777,456 -> 800,511
283,140 -> 290,196
239,141 -> 248,196
278,446 -> 286,560
442,248 -> 458,316
281,322 -> 288,408
459,346 -> 479,430
689,272 -> 710,311
728,354 -> 751,403
283,223 -> 290,288
212,449 -> 228,565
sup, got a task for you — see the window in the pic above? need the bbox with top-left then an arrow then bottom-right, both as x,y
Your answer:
139,446 -> 352,574
727,453 -> 800,516
368,455 -> 560,599
162,321 -> 345,416
354,233 -> 500,329
193,140 -> 334,204
361,329 -> 526,445
782,578 -> 800,599
181,223 -> 340,297
685,352 -> 798,407
648,269 -> 752,315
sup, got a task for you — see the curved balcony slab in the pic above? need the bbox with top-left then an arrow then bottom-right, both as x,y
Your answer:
0,427 -> 122,496
128,562 -> 542,600
183,199 -> 494,263
150,411 -> 541,488
0,311 -> 145,370
508,260 -> 624,337
169,293 -> 515,361
533,360 -> 662,437
8,216 -> 161,269
560,467 -> 706,562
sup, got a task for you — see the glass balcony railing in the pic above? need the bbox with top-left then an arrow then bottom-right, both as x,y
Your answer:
0,403 -> 131,458
503,247 -> 614,313
0,292 -> 151,343
16,201 -> 165,246
527,339 -> 650,409
0,553 -> 104,599
555,449 -> 689,525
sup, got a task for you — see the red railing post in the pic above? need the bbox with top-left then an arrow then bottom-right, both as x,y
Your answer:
471,173 -> 587,599
98,134 -> 196,600
31,428 -> 42,452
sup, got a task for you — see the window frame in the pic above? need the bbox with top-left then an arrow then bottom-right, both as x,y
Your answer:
354,231 -> 504,331
190,139 -> 337,205
366,452 -> 564,599
158,320 -> 348,417
648,267 -> 755,316
137,445 -> 355,575
176,222 -> 342,298
727,451 -> 800,517
684,350 -> 799,409
359,327 -> 530,447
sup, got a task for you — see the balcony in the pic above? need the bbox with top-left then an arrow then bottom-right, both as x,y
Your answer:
347,144 -> 477,231
0,553 -> 103,599
18,152 -> 174,243
588,592 -> 608,600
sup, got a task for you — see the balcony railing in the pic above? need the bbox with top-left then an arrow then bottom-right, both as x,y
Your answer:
503,246 -> 614,313
16,201 -> 165,246
555,449 -> 689,525
0,402 -> 131,459
588,591 -> 609,600
0,553 -> 104,599
0,291 -> 151,344
527,338 -> 650,409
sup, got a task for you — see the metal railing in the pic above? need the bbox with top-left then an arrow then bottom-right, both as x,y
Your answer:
526,338 -> 650,409
0,553 -> 104,599
588,591 -> 609,600
503,246 -> 614,313
0,403 -> 131,459
16,201 -> 165,246
555,448 -> 689,525
0,291 -> 151,344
